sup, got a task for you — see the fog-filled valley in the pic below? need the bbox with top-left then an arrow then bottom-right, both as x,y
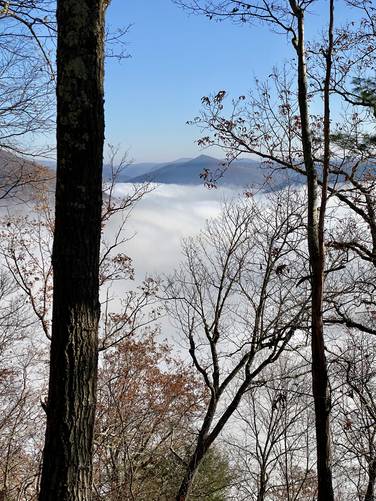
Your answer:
1,1 -> 376,500
1,147 -> 375,500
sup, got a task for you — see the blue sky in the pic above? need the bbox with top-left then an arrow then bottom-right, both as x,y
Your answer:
105,0 -> 294,162
103,1 -> 355,163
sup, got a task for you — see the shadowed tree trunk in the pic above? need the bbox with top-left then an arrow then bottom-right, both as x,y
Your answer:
38,1 -> 106,500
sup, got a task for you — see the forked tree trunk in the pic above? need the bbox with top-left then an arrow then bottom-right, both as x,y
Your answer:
38,1 -> 105,500
290,2 -> 334,500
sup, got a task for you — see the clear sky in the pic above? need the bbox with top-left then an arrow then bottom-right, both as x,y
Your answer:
104,0 -> 295,163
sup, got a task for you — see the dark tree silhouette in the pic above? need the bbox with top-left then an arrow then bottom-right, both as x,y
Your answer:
38,1 -> 107,499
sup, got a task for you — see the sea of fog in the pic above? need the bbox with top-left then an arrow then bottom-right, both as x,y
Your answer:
104,183 -> 248,346
109,183 -> 246,279
104,182 -> 347,347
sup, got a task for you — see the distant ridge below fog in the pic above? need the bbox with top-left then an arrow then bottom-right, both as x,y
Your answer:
119,154 -> 304,188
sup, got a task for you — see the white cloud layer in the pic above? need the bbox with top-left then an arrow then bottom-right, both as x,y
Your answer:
110,183 -> 245,279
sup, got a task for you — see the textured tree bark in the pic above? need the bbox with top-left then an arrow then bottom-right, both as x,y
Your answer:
365,458 -> 376,501
290,2 -> 335,500
38,1 -> 105,500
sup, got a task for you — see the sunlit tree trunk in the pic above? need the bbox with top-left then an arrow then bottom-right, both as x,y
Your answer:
290,1 -> 334,499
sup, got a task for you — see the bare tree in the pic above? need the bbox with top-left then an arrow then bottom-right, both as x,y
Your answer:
330,332 -> 376,501
0,269 -> 45,501
0,149 -> 155,349
165,189 -> 310,499
0,1 -> 55,205
172,0 -> 375,494
0,1 -> 54,152
229,355 -> 317,501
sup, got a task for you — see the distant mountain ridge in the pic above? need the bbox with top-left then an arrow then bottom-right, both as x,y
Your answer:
102,157 -> 193,182
126,154 -> 304,188
40,153 -> 305,188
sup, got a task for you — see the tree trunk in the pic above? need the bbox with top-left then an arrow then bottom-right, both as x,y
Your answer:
290,3 -> 334,500
365,458 -> 376,501
38,1 -> 105,500
176,438 -> 208,501
256,467 -> 267,501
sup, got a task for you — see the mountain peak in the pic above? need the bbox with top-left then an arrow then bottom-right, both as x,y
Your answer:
194,154 -> 217,161
189,154 -> 220,165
